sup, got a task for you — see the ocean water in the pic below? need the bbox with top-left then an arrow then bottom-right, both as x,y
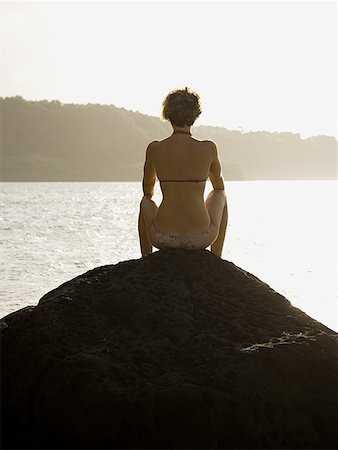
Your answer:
0,181 -> 337,331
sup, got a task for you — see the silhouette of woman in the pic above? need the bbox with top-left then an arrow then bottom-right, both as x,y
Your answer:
138,87 -> 228,257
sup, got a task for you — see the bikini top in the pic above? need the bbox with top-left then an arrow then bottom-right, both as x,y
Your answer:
159,179 -> 207,183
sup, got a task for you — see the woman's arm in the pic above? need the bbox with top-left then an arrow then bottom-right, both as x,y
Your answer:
208,141 -> 225,190
142,141 -> 157,198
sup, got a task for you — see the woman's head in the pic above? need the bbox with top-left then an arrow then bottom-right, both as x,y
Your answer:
162,87 -> 201,127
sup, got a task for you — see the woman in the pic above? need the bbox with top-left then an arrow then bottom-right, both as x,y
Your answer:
138,87 -> 228,257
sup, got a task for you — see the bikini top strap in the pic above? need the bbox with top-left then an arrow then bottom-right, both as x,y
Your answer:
159,179 -> 207,183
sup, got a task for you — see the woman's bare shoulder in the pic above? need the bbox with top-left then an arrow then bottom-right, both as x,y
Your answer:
147,140 -> 160,146
156,136 -> 171,144
193,139 -> 216,153
200,139 -> 217,147
146,140 -> 160,152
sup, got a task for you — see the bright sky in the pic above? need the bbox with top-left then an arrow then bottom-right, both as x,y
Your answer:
1,0 -> 337,138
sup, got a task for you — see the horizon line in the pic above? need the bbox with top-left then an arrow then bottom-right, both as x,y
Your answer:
2,94 -> 337,141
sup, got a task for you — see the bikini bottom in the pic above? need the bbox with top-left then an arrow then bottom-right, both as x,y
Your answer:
150,222 -> 215,250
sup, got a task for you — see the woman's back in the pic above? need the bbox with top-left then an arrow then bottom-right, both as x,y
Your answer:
152,134 -> 214,234
138,86 -> 227,257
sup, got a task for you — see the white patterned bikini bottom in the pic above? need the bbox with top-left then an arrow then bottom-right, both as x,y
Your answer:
150,223 -> 215,250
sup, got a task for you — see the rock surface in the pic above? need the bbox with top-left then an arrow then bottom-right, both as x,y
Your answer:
1,248 -> 337,449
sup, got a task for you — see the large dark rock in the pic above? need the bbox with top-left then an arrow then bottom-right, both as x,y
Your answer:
1,248 -> 337,449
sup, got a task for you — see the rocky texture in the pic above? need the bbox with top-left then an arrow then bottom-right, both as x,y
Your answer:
1,248 -> 337,449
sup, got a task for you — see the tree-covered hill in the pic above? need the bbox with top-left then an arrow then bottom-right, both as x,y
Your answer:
0,96 -> 336,181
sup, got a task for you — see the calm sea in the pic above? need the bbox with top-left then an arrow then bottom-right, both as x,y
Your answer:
0,181 -> 337,331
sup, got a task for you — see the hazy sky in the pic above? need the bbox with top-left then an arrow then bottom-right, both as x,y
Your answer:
1,0 -> 337,138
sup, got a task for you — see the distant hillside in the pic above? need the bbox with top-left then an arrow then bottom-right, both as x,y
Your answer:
0,96 -> 336,181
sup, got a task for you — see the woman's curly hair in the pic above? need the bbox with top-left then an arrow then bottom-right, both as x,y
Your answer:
161,87 -> 202,127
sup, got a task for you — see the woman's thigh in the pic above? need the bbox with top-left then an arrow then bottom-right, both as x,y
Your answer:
205,189 -> 226,231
